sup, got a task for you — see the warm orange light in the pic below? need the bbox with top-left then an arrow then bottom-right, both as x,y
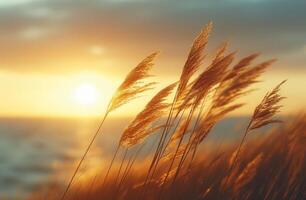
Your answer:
73,83 -> 98,106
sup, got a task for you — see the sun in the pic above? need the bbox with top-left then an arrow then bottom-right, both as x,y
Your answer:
73,83 -> 98,105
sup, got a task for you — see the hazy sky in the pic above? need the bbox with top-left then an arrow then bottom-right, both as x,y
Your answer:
0,0 -> 305,117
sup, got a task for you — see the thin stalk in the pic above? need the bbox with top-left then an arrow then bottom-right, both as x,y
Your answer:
187,120 -> 223,177
157,109 -> 186,166
177,137 -> 203,188
158,105 -> 196,199
146,92 -> 188,190
113,151 -> 133,199
177,99 -> 206,176
141,89 -> 179,198
185,139 -> 200,174
60,112 -> 109,200
87,144 -> 120,198
117,143 -> 146,192
167,99 -> 205,190
176,89 -> 223,181
223,121 -> 251,192
87,173 -> 98,197
152,92 -> 178,166
182,127 -> 208,181
102,144 -> 120,188
117,154 -> 133,188
148,108 -> 187,192
114,148 -> 129,187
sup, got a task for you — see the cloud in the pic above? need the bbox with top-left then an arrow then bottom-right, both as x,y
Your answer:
25,6 -> 68,20
0,0 -> 41,7
0,0 -> 305,74
19,26 -> 53,40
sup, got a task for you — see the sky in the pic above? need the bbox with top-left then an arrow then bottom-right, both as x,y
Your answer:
0,0 -> 305,117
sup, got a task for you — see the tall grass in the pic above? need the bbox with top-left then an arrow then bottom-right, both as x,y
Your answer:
32,23 -> 305,200
30,114 -> 306,200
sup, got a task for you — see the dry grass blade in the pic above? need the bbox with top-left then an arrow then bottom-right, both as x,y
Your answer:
222,53 -> 259,83
212,42 -> 229,65
234,154 -> 263,191
178,52 -> 236,113
161,144 -> 188,163
249,80 -> 286,130
155,168 -> 178,187
212,59 -> 276,110
167,119 -> 190,147
223,80 -> 286,193
196,104 -> 245,143
177,22 -> 213,100
196,59 -> 278,136
119,82 -> 177,148
108,52 -> 158,112
192,52 -> 235,102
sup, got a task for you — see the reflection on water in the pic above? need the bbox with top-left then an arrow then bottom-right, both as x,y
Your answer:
0,116 -> 248,199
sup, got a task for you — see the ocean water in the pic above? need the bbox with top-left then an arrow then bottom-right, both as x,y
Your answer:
0,116 -> 249,199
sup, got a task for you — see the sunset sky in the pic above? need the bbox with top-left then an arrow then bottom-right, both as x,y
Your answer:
0,0 -> 305,117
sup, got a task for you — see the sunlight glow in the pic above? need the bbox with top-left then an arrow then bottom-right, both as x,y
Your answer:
73,84 -> 98,106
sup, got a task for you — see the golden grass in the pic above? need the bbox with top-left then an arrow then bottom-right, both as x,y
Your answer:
120,82 -> 177,148
36,23 -> 305,200
29,114 -> 306,200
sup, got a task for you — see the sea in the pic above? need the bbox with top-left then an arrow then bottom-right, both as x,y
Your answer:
0,116 -> 251,199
